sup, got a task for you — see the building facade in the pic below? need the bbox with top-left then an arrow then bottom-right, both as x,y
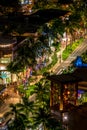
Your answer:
0,36 -> 17,85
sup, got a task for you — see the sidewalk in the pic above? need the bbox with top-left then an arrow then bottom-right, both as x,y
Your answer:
0,86 -> 21,117
49,47 -> 65,72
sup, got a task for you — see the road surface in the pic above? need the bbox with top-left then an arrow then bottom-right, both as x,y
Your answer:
53,38 -> 87,74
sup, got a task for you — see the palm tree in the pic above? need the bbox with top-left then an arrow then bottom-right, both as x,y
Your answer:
64,0 -> 86,44
51,18 -> 65,38
16,96 -> 35,129
5,103 -> 27,130
33,107 -> 63,130
17,96 -> 34,116
16,37 -> 36,67
31,77 -> 64,130
7,35 -> 50,74
33,78 -> 50,109
5,96 -> 35,129
7,37 -> 36,71
33,0 -> 57,10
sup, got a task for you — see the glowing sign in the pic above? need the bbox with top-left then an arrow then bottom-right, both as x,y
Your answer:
74,56 -> 87,67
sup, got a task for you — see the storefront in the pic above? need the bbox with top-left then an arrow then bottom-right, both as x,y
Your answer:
47,68 -> 87,111
0,36 -> 17,85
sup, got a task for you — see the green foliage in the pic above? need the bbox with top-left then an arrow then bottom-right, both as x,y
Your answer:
51,19 -> 65,37
62,38 -> 84,60
81,51 -> 87,63
33,107 -> 63,130
39,52 -> 57,74
7,35 -> 50,74
18,84 -> 36,97
6,103 -> 28,130
52,42 -> 61,52
62,66 -> 75,74
7,77 -> 63,130
6,61 -> 24,74
33,78 -> 50,106
33,0 -> 58,9
78,92 -> 87,105
0,0 -> 21,15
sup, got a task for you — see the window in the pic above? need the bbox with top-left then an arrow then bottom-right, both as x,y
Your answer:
20,0 -> 29,4
29,0 -> 32,4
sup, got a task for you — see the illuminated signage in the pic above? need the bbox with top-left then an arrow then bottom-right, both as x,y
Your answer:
74,56 -> 87,67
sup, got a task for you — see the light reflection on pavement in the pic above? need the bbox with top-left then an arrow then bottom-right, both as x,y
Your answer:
0,86 -> 21,117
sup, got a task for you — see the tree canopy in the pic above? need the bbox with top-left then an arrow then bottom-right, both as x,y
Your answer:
0,0 -> 21,15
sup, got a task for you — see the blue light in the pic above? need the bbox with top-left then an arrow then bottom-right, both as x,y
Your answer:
74,56 -> 82,67
74,56 -> 87,68
78,90 -> 84,94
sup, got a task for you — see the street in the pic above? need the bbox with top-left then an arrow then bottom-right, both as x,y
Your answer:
53,38 -> 87,74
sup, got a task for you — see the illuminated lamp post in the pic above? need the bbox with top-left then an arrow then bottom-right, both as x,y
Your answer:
62,112 -> 69,130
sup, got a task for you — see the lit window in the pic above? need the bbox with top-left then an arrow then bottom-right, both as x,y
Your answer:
29,0 -> 32,4
0,66 -> 6,70
20,0 -> 29,4
20,0 -> 24,4
25,0 -> 29,4
0,58 -> 11,64
29,9 -> 32,13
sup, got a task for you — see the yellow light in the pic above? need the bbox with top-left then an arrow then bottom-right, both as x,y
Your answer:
67,91 -> 70,94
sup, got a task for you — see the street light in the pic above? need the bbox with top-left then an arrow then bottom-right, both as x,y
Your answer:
62,112 -> 69,130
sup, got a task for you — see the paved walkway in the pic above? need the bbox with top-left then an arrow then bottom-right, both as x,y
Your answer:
0,86 -> 21,117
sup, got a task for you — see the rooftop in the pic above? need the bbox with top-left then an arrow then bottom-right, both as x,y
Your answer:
0,36 -> 16,45
0,9 -> 69,35
47,68 -> 87,84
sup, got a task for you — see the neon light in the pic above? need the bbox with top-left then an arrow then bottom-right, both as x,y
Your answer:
74,56 -> 87,67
